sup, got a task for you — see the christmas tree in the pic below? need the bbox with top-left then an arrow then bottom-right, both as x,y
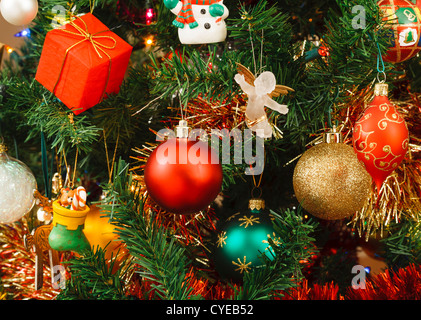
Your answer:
1,0 -> 421,307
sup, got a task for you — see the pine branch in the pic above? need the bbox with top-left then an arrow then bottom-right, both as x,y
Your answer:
57,246 -> 132,300
228,0 -> 294,73
150,46 -> 238,106
381,219 -> 421,269
92,64 -> 157,149
2,77 -> 99,154
233,207 -> 318,300
99,160 -> 202,300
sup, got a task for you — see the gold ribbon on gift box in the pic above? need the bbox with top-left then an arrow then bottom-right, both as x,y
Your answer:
52,16 -> 117,103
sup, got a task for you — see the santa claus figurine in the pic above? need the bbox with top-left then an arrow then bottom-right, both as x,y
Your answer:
164,0 -> 229,44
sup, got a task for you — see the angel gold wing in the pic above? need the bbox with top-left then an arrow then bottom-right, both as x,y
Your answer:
236,63 -> 295,98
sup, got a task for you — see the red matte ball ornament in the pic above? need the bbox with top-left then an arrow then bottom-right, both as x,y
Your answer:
352,83 -> 409,194
144,120 -> 223,215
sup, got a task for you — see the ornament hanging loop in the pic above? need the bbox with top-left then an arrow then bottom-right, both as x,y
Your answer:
251,186 -> 263,199
377,71 -> 387,84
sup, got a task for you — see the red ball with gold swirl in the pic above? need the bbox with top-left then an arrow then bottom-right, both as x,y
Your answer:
352,83 -> 409,193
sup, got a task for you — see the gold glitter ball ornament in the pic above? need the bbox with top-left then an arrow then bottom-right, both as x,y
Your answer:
293,136 -> 371,220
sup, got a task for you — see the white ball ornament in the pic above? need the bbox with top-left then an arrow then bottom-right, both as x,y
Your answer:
0,0 -> 38,26
0,144 -> 37,224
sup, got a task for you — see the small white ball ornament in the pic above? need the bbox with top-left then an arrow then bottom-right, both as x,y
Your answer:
0,0 -> 38,26
0,144 -> 37,224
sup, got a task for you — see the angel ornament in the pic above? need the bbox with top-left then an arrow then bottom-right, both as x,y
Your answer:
234,64 -> 294,138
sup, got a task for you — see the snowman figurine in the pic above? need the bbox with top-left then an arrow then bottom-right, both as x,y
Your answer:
164,0 -> 229,44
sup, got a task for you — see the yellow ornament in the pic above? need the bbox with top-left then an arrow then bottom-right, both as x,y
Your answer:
293,128 -> 371,220
84,204 -> 123,261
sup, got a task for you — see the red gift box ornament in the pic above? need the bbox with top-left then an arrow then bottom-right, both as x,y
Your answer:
35,13 -> 132,115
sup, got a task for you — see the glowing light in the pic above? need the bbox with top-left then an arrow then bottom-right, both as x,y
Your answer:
145,8 -> 155,25
145,36 -> 154,46
6,46 -> 13,53
146,8 -> 154,18
14,28 -> 31,37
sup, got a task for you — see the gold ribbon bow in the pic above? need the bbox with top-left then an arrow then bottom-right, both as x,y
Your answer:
53,16 -> 117,104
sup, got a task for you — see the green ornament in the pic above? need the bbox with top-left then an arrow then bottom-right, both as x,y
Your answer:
212,199 -> 279,283
48,200 -> 91,254
48,223 -> 91,253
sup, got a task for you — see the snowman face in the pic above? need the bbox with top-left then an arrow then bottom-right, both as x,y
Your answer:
170,1 -> 229,45
192,2 -> 229,28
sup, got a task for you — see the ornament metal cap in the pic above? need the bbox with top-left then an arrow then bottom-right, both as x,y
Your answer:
248,198 -> 265,210
175,120 -> 190,138
323,126 -> 343,144
374,83 -> 388,96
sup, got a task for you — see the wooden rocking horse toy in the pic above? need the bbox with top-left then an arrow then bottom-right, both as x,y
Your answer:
23,191 -> 59,290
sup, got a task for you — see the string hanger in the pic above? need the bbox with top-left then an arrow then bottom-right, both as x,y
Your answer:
376,41 -> 386,84
178,70 -> 190,121
250,150 -> 266,199
249,28 -> 265,76
89,0 -> 95,14
61,147 -> 79,189
103,127 -> 120,184
251,170 -> 263,199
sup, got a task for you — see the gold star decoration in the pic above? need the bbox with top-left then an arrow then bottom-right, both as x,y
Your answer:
217,231 -> 227,248
239,215 -> 260,228
232,256 -> 252,274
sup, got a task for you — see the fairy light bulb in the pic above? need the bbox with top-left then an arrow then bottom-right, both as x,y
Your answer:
145,35 -> 154,46
146,8 -> 154,25
14,28 -> 31,37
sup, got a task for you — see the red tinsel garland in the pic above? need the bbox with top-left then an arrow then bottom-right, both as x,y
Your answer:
279,279 -> 344,300
346,263 -> 421,300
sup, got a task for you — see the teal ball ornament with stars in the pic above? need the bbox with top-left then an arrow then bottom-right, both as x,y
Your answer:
212,199 -> 279,283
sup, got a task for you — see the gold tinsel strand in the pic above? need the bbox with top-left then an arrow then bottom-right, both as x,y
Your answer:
0,219 -> 60,299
